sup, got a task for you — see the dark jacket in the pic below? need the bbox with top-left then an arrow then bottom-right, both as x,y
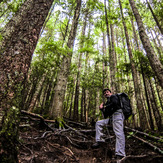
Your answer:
102,94 -> 121,118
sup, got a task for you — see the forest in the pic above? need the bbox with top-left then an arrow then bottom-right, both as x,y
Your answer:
0,0 -> 163,162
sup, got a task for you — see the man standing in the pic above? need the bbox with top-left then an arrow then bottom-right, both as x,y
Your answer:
92,88 -> 126,160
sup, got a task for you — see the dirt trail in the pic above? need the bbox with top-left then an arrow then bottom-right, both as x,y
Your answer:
18,122 -> 163,163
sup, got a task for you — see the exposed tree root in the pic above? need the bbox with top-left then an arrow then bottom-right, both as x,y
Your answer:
125,126 -> 163,141
130,134 -> 163,155
18,112 -> 163,162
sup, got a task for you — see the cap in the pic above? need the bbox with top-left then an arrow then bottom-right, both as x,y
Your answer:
103,88 -> 111,94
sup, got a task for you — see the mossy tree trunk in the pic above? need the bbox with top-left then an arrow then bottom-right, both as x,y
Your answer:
0,0 -> 53,162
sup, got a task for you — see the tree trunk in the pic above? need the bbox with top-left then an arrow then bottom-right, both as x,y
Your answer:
115,29 -> 121,93
73,7 -> 88,121
143,74 -> 155,130
146,0 -> 163,34
103,32 -> 109,87
110,23 -> 117,93
42,81 -> 53,114
104,0 -> 111,88
69,86 -> 75,119
154,28 -> 163,54
129,0 -> 163,89
154,77 -> 163,111
50,0 -> 81,120
0,0 -> 53,162
150,28 -> 162,59
28,73 -> 47,112
24,76 -> 39,110
145,77 -> 159,130
149,78 -> 162,130
96,88 -> 100,117
80,87 -> 84,121
119,0 -> 147,129
130,15 -> 153,129
102,32 -> 107,88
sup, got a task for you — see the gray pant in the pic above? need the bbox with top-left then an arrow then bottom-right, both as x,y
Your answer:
95,110 -> 126,157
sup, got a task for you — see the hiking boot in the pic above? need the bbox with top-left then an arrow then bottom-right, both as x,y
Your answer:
91,142 -> 104,149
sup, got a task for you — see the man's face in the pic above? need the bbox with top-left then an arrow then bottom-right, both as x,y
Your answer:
103,90 -> 111,98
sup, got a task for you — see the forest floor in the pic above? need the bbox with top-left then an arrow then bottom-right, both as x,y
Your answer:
18,115 -> 163,163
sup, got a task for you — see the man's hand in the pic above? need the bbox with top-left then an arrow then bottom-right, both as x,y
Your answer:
99,103 -> 104,110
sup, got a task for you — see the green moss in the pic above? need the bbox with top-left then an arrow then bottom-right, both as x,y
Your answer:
0,106 -> 20,163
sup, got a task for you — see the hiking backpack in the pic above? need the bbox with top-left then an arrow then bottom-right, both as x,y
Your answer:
116,93 -> 132,120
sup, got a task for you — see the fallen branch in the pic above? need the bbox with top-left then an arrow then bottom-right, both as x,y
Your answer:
63,117 -> 87,128
19,142 -> 33,155
130,134 -> 163,155
63,123 -> 88,139
79,129 -> 95,134
21,110 -> 55,131
70,137 -> 92,143
21,110 -> 55,123
125,126 -> 162,141
34,131 -> 53,139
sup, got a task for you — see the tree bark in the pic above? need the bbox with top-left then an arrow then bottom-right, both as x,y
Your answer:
0,0 -> 53,162
129,0 -> 163,89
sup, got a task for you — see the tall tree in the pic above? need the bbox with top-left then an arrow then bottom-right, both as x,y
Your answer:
110,22 -> 117,93
73,7 -> 89,121
0,0 -> 54,162
28,73 -> 47,112
104,0 -> 111,88
146,0 -> 163,34
130,15 -> 155,130
149,78 -> 162,130
129,0 -> 163,89
119,0 -> 147,129
50,0 -> 81,120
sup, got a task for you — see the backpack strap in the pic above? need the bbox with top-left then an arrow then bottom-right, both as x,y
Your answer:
116,93 -> 123,108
